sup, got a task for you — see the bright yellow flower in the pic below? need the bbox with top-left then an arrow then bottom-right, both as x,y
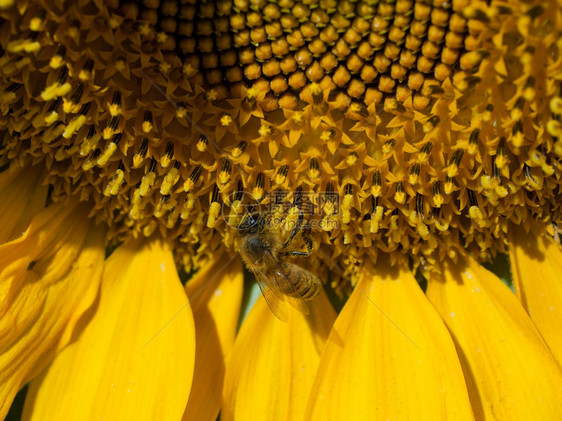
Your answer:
1,0 -> 562,419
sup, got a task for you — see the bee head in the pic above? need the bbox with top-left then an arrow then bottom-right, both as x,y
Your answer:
246,234 -> 266,254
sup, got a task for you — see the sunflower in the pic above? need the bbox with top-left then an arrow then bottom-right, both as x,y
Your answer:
1,0 -> 562,419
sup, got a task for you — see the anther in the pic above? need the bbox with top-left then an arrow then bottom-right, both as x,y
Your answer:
207,185 -> 221,228
50,45 -> 66,69
371,170 -> 382,197
447,148 -> 464,177
57,66 -> 69,84
468,129 -> 480,155
69,83 -> 84,106
309,157 -> 321,178
160,161 -> 181,195
275,164 -> 289,184
220,114 -> 232,126
394,181 -> 406,204
47,97 -> 62,113
41,67 -> 71,100
103,116 -> 120,139
42,98 -> 61,125
310,82 -> 323,105
142,110 -> 153,133
181,194 -> 196,219
349,102 -> 369,117
196,135 -> 208,152
495,138 -> 508,169
104,162 -> 125,196
219,158 -> 232,184
139,158 -> 157,196
243,87 -> 259,109
82,148 -> 101,171
320,128 -> 336,142
482,104 -> 494,122
259,124 -> 273,137
133,137 -> 149,168
184,164 -> 203,192
492,157 -> 500,180
416,193 -> 424,218
153,194 -> 172,219
419,142 -> 433,163
78,58 -> 94,80
409,163 -> 421,185
108,91 -> 122,117
432,181 -> 444,207
234,181 -> 244,202
510,96 -> 525,121
97,133 -> 121,167
161,141 -> 174,168
423,115 -> 440,133
253,172 -> 265,200
63,108 -> 88,138
444,176 -> 456,194
342,183 -> 353,224
79,125 -> 98,156
370,202 -> 384,233
232,141 -> 247,158
383,139 -> 396,154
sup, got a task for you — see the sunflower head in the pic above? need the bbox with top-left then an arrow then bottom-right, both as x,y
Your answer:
2,1 -> 562,421
1,0 -> 561,282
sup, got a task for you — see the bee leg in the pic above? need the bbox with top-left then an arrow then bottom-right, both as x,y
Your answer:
282,210 -> 304,249
281,250 -> 311,257
302,231 -> 313,253
257,214 -> 265,232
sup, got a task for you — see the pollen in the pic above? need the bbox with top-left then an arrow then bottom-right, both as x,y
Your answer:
0,0 -> 561,273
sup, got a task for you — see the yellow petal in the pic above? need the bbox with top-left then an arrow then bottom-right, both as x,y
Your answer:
182,253 -> 244,421
22,238 -> 195,420
426,255 -> 562,419
306,262 -> 473,420
222,288 -> 336,421
0,202 -> 105,419
0,165 -> 47,243
509,226 -> 562,366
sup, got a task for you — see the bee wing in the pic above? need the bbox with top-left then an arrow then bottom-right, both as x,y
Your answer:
264,254 -> 311,317
285,294 -> 310,316
255,269 -> 288,322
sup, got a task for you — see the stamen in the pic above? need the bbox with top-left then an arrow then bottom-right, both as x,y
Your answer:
253,172 -> 265,200
139,158 -> 157,196
133,137 -> 149,168
309,157 -> 321,178
97,133 -> 122,167
142,110 -> 153,133
432,181 -> 444,207
160,161 -> 181,195
219,158 -> 232,184
184,164 -> 203,192
104,162 -> 125,196
394,181 -> 406,204
447,149 -> 464,177
207,185 -> 221,228
196,135 -> 208,152
161,141 -> 174,168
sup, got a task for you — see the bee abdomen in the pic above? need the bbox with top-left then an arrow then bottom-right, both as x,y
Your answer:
296,277 -> 320,300
287,270 -> 320,300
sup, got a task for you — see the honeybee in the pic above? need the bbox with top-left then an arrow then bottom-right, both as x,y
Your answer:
237,209 -> 321,321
